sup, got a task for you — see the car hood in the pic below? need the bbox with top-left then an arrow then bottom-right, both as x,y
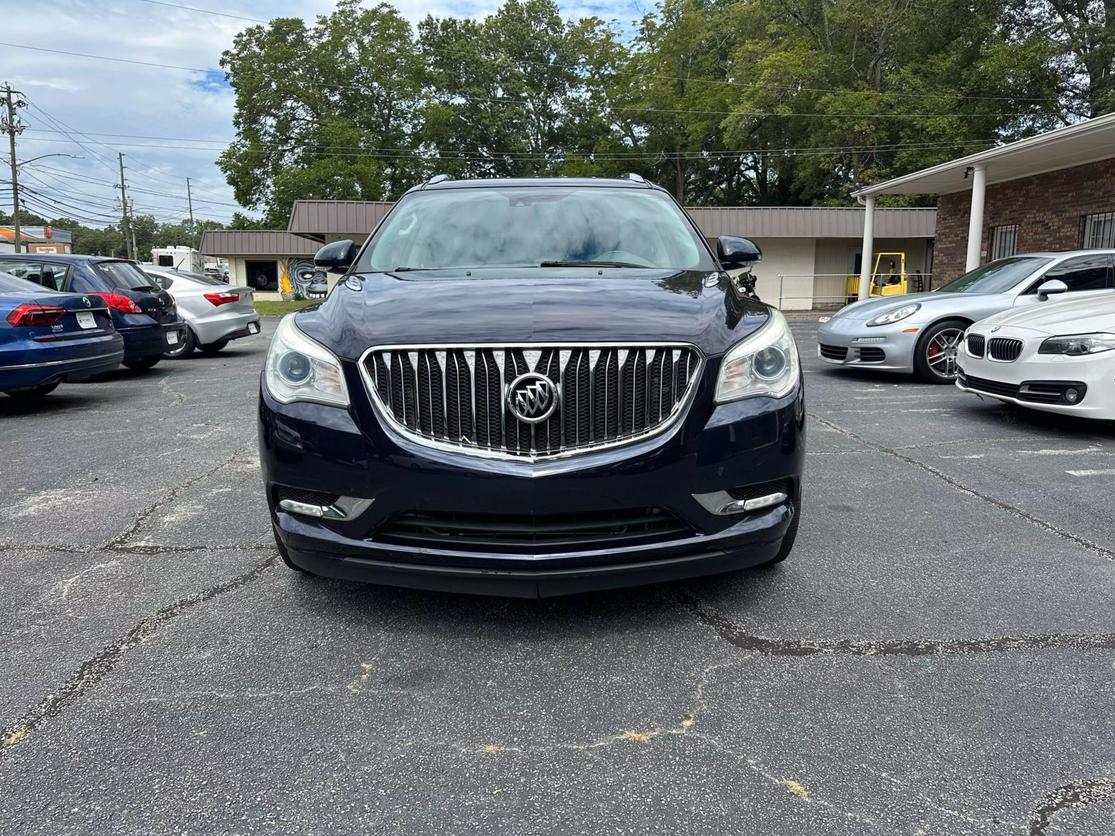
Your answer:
978,293 -> 1115,335
295,269 -> 771,361
833,292 -> 945,321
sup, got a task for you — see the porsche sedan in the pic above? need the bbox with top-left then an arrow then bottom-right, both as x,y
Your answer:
817,250 -> 1115,382
957,293 -> 1115,419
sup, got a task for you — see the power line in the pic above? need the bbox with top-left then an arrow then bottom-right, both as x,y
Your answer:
19,132 -> 1000,161
120,1 -> 1058,104
135,0 -> 266,23
0,41 -> 1049,119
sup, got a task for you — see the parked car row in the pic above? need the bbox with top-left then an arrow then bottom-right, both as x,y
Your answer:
0,254 -> 261,401
816,248 -> 1115,419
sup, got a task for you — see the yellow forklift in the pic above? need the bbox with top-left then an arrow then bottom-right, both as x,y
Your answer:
846,252 -> 921,303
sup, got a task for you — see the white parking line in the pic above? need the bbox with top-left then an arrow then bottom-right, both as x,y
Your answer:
1066,469 -> 1115,477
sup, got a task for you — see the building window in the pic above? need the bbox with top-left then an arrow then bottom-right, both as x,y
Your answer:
1083,212 -> 1115,248
989,224 -> 1019,260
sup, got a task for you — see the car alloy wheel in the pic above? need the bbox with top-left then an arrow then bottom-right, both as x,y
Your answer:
923,326 -> 965,380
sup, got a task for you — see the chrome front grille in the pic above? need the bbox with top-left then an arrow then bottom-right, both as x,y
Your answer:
361,344 -> 703,460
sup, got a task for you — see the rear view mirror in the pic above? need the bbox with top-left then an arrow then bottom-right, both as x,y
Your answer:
717,236 -> 762,271
315,239 -> 358,274
1037,278 -> 1068,301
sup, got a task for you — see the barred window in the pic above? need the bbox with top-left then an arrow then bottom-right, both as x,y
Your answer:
990,224 -> 1019,260
1083,212 -> 1115,248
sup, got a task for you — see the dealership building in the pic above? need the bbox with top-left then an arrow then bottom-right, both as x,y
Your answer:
853,111 -> 1115,295
201,200 -> 935,309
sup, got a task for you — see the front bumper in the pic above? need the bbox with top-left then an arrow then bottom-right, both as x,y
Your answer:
957,335 -> 1115,418
816,316 -> 920,372
259,374 -> 805,597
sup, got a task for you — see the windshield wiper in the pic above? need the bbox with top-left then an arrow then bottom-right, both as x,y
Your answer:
539,260 -> 648,268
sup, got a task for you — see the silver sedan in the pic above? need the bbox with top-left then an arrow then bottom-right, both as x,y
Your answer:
816,250 -> 1115,382
142,266 -> 261,358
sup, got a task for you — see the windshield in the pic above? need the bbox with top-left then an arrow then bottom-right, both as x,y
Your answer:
356,186 -> 713,274
95,260 -> 158,290
0,271 -> 47,293
935,257 -> 1052,294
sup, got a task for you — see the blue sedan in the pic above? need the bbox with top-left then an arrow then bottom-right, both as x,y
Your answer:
0,270 -> 124,401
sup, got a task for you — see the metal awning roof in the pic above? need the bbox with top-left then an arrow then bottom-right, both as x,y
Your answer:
686,206 -> 935,239
852,112 -> 1115,198
288,200 -> 395,241
199,230 -> 318,257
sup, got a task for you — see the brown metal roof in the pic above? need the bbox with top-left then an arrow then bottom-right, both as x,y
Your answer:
199,230 -> 319,257
285,200 -> 934,240
685,206 -> 936,239
287,200 -> 395,239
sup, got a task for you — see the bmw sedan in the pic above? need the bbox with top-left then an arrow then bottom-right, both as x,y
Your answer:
817,250 -> 1115,382
0,270 -> 123,400
259,176 -> 805,598
958,294 -> 1115,419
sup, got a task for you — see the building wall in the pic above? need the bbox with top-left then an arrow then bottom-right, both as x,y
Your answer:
746,238 -> 817,310
813,237 -> 932,304
934,156 -> 1115,283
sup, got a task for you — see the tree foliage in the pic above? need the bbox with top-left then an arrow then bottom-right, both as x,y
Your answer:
218,0 -> 1107,217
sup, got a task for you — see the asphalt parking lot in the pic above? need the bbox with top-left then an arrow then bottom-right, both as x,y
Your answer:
1,317 -> 1113,835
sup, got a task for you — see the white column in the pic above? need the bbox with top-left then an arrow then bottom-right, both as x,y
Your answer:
857,195 -> 875,301
965,164 -> 986,272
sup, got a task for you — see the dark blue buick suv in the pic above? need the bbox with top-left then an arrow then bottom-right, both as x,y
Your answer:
259,176 -> 805,597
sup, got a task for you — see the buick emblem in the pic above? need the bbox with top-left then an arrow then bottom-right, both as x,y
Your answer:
507,373 -> 559,424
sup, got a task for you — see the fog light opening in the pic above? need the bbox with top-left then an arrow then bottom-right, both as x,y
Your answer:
1063,387 -> 1081,404
719,491 -> 788,515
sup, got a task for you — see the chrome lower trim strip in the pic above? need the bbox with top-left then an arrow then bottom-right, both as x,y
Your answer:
0,349 -> 122,371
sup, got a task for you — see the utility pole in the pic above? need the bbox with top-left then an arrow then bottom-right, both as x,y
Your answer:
186,177 -> 195,245
2,83 -> 26,254
117,151 -> 134,261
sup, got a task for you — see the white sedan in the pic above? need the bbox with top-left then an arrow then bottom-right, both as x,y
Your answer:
957,294 -> 1115,419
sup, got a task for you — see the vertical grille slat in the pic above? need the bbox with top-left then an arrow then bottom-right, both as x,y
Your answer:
365,344 -> 701,459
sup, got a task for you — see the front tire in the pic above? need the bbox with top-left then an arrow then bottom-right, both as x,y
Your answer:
914,319 -> 967,383
757,498 -> 801,569
273,525 -> 312,574
123,356 -> 161,371
5,382 -> 60,401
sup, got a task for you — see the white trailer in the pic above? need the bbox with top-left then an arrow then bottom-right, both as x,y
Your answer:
151,246 -> 204,273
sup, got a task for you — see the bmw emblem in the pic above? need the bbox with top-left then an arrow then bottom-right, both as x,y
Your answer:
990,325 -> 1001,332
507,373 -> 559,424
82,296 -> 91,306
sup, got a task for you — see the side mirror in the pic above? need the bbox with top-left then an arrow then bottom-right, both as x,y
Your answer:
1037,278 -> 1068,301
315,239 -> 358,274
717,236 -> 762,271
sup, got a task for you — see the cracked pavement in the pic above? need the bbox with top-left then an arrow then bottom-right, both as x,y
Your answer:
0,318 -> 1113,835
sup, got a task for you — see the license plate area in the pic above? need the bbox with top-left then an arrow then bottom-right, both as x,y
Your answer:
76,311 -> 96,330
166,330 -> 180,345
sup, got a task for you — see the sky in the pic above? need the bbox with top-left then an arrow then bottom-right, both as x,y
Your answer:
1,0 -> 645,228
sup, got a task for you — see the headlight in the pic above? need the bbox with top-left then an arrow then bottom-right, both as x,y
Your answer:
264,314 -> 350,407
867,303 -> 920,327
1037,333 -> 1115,356
715,309 -> 800,402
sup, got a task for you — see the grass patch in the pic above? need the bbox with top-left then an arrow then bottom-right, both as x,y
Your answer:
255,299 -> 319,316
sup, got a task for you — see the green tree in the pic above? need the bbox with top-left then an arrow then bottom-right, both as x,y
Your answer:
219,0 -> 424,226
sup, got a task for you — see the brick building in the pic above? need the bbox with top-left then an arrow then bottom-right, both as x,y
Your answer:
851,112 -> 1115,296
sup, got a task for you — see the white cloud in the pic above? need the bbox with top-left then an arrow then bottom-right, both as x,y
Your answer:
1,0 -> 643,227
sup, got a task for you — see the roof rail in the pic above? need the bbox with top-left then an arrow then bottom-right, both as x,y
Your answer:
423,173 -> 452,188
